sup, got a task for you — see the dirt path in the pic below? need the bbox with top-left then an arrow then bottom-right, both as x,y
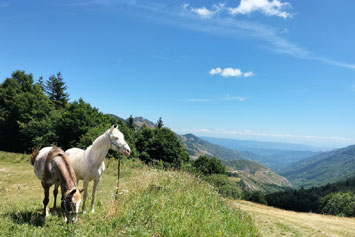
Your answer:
230,200 -> 355,237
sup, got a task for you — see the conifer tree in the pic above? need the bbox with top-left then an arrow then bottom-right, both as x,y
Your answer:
45,72 -> 69,109
127,115 -> 135,130
156,117 -> 164,128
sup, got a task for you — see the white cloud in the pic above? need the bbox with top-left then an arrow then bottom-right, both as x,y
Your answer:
222,68 -> 243,77
191,7 -> 214,19
185,98 -> 210,102
222,95 -> 247,101
209,67 -> 254,78
186,95 -> 246,102
186,3 -> 225,19
243,71 -> 255,77
209,67 -> 222,75
229,0 -> 292,19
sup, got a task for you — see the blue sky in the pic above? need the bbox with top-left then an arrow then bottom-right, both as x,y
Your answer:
1,0 -> 354,148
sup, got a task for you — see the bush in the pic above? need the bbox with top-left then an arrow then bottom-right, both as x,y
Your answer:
135,127 -> 189,168
192,155 -> 226,176
320,192 -> 355,217
203,174 -> 242,199
243,191 -> 268,205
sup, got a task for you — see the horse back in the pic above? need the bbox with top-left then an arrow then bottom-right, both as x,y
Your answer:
65,148 -> 86,180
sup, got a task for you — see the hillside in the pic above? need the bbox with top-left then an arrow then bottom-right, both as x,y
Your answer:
0,151 -> 258,236
223,160 -> 292,193
280,144 -> 355,188
201,136 -> 322,171
179,133 -> 250,160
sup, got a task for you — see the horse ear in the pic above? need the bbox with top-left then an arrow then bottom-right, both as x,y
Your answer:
69,188 -> 77,196
110,125 -> 115,132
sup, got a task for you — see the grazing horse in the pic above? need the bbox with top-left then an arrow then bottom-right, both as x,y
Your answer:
31,146 -> 83,223
65,125 -> 131,213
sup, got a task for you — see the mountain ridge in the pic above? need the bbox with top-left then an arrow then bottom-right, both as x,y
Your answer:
280,144 -> 355,188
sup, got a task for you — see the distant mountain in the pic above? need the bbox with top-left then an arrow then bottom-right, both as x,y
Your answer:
223,160 -> 292,193
107,114 -> 156,129
280,145 -> 355,188
201,136 -> 322,172
133,116 -> 156,128
179,134 -> 250,160
201,136 -> 327,151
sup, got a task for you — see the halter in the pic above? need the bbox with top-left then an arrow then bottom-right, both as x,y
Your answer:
61,198 -> 77,215
109,136 -> 126,150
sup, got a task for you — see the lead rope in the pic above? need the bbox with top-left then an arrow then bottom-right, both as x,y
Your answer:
114,155 -> 121,200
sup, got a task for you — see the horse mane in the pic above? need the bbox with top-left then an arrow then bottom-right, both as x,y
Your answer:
30,147 -> 41,165
90,128 -> 111,150
48,147 -> 77,185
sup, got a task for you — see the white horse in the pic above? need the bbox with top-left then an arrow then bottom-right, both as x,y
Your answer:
65,125 -> 131,213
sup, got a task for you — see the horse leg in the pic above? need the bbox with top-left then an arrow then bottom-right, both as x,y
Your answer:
52,184 -> 59,215
90,177 -> 101,213
81,179 -> 89,213
41,182 -> 50,220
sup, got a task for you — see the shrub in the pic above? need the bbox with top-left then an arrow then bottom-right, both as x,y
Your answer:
203,174 -> 243,199
192,155 -> 226,176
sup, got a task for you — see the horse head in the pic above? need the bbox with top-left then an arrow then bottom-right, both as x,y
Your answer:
108,125 -> 131,156
61,188 -> 84,223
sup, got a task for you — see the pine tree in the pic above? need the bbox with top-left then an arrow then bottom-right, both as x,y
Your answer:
127,115 -> 135,130
37,76 -> 45,91
45,72 -> 69,109
156,117 -> 164,128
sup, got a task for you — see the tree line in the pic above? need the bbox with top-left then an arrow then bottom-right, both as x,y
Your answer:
0,70 -> 191,168
243,176 -> 355,217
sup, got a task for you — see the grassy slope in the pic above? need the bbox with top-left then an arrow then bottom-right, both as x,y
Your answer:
0,151 -> 258,236
231,200 -> 355,237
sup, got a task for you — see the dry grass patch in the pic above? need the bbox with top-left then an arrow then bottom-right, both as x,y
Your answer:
231,200 -> 355,237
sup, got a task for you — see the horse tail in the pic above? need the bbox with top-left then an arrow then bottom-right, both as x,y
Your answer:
31,147 -> 41,165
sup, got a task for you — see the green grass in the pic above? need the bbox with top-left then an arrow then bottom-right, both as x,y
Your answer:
0,152 -> 259,236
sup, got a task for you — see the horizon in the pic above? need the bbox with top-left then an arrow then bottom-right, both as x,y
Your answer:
1,0 -> 354,148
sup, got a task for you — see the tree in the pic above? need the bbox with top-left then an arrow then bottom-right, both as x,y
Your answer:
45,72 -> 69,109
127,115 -> 135,130
135,127 -> 189,168
0,70 -> 55,152
156,117 -> 164,128
37,76 -> 45,91
192,155 -> 226,176
56,98 -> 115,149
